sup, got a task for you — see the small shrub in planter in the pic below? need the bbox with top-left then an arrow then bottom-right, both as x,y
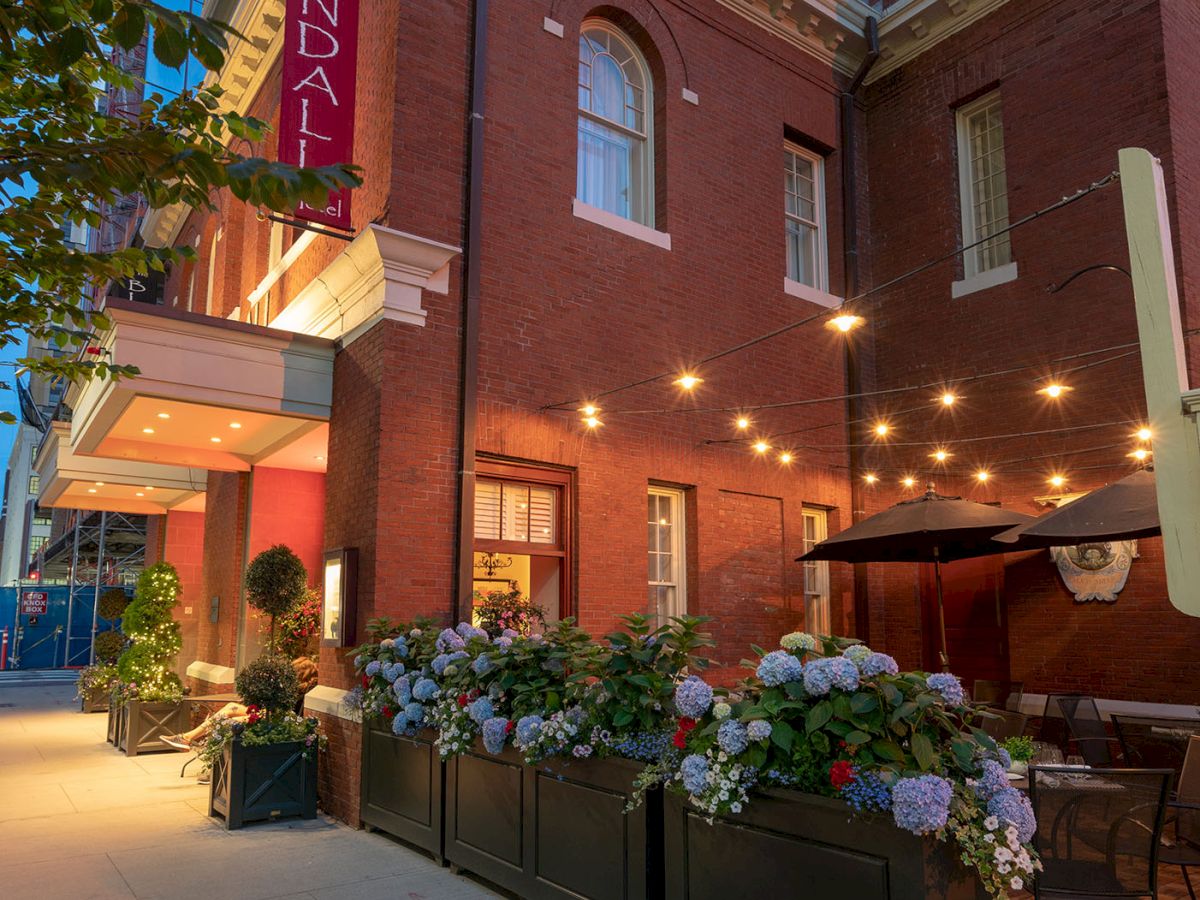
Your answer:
97,587 -> 131,623
93,629 -> 126,663
203,655 -> 324,829
76,662 -> 117,713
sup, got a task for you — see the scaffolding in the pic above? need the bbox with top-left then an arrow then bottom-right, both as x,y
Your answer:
31,510 -> 148,666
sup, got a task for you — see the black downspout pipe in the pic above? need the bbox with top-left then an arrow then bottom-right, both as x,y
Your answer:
454,0 -> 490,623
840,17 -> 879,643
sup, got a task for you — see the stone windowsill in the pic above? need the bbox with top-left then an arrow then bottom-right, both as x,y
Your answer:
572,200 -> 671,250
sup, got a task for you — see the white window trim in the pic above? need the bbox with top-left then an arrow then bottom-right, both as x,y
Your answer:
951,260 -> 1018,299
783,278 -> 841,308
649,486 -> 686,621
801,507 -> 831,635
784,142 -> 829,292
956,91 -> 1011,281
577,19 -> 655,229
573,199 -> 671,250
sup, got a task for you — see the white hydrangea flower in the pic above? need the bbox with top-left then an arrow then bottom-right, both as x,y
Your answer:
983,815 -> 999,831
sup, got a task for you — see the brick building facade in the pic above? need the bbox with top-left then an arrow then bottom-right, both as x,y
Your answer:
35,0 -> 1200,825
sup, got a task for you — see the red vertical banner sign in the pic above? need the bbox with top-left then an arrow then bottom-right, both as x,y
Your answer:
278,0 -> 360,231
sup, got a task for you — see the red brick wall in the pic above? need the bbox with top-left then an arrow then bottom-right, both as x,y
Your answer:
859,0 -> 1200,702
162,510 -> 206,674
198,472 -> 249,669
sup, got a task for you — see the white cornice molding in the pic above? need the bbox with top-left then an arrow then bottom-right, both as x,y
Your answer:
303,684 -> 360,722
269,224 -> 461,343
186,660 -> 237,685
141,0 -> 285,247
715,0 -> 1009,84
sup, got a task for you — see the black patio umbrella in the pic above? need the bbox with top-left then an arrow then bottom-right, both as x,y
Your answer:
991,468 -> 1159,549
798,488 -> 1035,669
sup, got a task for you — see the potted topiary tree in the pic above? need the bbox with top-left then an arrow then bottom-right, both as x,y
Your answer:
205,654 -> 322,829
76,627 -> 126,713
244,544 -> 308,653
115,563 -> 187,756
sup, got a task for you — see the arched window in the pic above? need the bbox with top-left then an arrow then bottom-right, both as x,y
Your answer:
577,22 -> 653,225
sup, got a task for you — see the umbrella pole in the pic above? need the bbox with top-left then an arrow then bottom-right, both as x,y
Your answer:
934,548 -> 950,671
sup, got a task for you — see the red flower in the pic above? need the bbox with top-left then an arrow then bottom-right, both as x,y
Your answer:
505,720 -> 515,734
838,740 -> 847,748
672,730 -> 687,750
383,706 -> 393,718
829,760 -> 857,789
678,717 -> 697,733
361,674 -> 369,688
457,693 -> 469,708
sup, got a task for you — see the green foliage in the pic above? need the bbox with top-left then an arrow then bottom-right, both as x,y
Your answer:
1001,734 -> 1034,764
92,628 -> 126,662
581,614 -> 714,735
75,661 -> 117,700
97,587 -> 130,621
0,0 -> 362,419
235,654 -> 299,716
471,588 -> 544,637
115,562 -> 181,700
198,711 -> 323,768
270,588 -> 321,658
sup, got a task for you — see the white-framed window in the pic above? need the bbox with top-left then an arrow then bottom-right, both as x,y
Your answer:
785,143 -> 827,289
475,478 -> 557,545
577,22 -> 653,226
956,92 -> 1011,277
801,508 -> 831,636
648,486 -> 686,623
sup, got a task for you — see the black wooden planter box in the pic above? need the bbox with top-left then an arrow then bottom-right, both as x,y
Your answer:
119,699 -> 188,756
360,718 -> 445,860
209,739 -> 318,830
446,741 -> 661,899
664,789 -> 985,900
107,700 -> 125,746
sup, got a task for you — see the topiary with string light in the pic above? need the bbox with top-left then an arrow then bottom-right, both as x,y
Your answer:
116,562 -> 183,703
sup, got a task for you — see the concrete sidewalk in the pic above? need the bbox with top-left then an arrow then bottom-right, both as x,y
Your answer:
0,680 -> 500,900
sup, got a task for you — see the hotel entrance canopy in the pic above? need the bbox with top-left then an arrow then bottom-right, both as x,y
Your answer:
68,300 -> 334,475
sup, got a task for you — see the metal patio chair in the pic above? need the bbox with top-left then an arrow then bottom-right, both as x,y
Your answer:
1158,735 -> 1200,899
980,708 -> 1028,741
1112,714 -> 1200,779
1057,695 -> 1123,767
1029,765 -> 1172,898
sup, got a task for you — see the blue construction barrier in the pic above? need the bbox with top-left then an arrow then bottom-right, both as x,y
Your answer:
0,585 -> 129,670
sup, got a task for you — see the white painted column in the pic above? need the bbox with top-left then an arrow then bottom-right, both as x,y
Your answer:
1118,147 -> 1200,617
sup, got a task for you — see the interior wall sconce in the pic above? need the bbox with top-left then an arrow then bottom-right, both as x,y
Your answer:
322,547 -> 358,647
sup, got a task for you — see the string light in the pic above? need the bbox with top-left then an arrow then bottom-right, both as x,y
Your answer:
583,416 -> 602,429
1134,427 -> 1152,441
864,473 -> 878,484
873,422 -> 890,437
1048,474 -> 1067,488
826,314 -> 865,333
779,452 -> 793,464
939,392 -> 957,406
975,470 -> 990,482
753,440 -> 770,454
930,448 -> 952,462
1038,383 -> 1072,399
735,416 -> 751,430
901,476 -> 916,488
579,403 -> 600,417
1128,448 -> 1151,461
674,373 -> 703,390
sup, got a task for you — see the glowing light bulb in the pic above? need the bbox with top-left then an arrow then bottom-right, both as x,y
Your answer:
674,373 -> 703,390
578,403 -> 600,417
583,416 -> 602,429
142,427 -> 155,434
1048,474 -> 1066,488
229,422 -> 242,429
1135,427 -> 1153,441
210,436 -> 222,443
902,477 -> 916,488
930,449 -> 951,462
975,470 -> 990,482
1128,448 -> 1151,461
1038,383 -> 1072,399
827,314 -> 865,333
156,412 -> 170,419
873,423 -> 890,437
779,452 -> 793,464
735,416 -> 750,430
753,440 -> 770,454
864,473 -> 878,484
940,392 -> 956,406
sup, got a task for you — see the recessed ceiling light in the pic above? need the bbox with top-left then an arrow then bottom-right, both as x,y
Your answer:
314,455 -> 325,461
157,412 -> 170,419
135,492 -> 145,497
210,437 -> 222,443
87,488 -> 96,493
229,422 -> 242,429
142,427 -> 155,434
94,481 -> 104,486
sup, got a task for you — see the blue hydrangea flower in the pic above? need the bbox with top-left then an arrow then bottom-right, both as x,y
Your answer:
493,636 -> 513,651
468,696 -> 494,725
926,672 -> 965,706
975,759 -> 1009,801
391,711 -> 409,735
471,654 -> 494,676
987,787 -> 1036,843
515,715 -> 544,747
892,775 -> 953,835
436,628 -> 465,652
609,731 -> 671,761
354,655 -> 364,668
432,650 -> 468,676
412,678 -> 439,702
382,662 -> 404,683
456,622 -> 488,642
680,754 -> 709,795
393,639 -> 410,659
364,660 -> 381,677
747,720 -> 772,742
859,652 -> 899,678
757,650 -> 804,687
393,675 -> 412,704
842,770 -> 893,813
802,657 -> 859,695
843,644 -> 872,664
404,701 -> 425,725
780,632 -> 818,652
718,720 -> 749,754
482,717 -> 509,754
674,676 -> 714,718
996,747 -> 1013,769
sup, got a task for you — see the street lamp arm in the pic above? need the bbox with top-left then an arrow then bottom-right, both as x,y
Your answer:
1046,263 -> 1132,294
